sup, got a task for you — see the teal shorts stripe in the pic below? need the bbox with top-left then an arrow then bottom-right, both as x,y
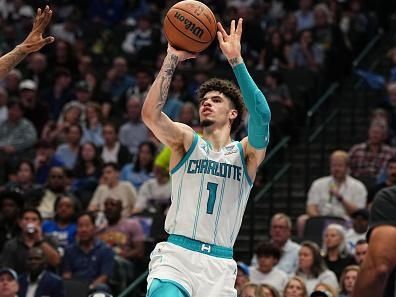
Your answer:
168,234 -> 233,259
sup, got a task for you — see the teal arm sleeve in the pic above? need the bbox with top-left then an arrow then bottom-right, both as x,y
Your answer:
232,63 -> 271,149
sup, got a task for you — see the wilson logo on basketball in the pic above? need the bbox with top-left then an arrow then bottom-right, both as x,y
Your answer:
173,11 -> 204,39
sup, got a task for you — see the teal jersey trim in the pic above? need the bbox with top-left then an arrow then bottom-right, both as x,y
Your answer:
192,156 -> 207,239
229,173 -> 245,245
170,133 -> 199,175
171,162 -> 188,233
168,234 -> 233,259
237,142 -> 253,186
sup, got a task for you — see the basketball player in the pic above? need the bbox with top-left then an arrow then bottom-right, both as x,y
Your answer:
141,18 -> 271,297
0,5 -> 54,79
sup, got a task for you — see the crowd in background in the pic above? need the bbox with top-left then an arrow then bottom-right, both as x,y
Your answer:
0,0 -> 391,296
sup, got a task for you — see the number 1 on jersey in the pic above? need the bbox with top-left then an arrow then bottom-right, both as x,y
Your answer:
206,182 -> 218,214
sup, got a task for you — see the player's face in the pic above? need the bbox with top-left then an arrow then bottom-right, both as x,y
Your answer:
199,91 -> 237,129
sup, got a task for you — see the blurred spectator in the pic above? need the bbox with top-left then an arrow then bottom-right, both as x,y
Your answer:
353,239 -> 368,265
60,80 -> 93,122
42,195 -> 79,249
0,191 -> 23,250
235,262 -> 250,296
50,14 -> 82,45
24,53 -> 51,91
252,213 -> 300,275
119,96 -> 149,157
248,241 -> 288,293
125,69 -> 153,103
0,208 -> 60,274
288,29 -> 324,72
322,224 -> 356,279
82,102 -> 104,147
120,141 -> 156,190
89,162 -> 137,218
54,124 -> 83,170
0,100 -> 37,155
163,73 -> 191,121
18,79 -> 49,134
47,40 -> 78,76
348,122 -> 395,188
281,13 -> 299,49
239,283 -> 259,297
0,87 -> 8,125
41,67 -> 73,120
0,268 -> 19,297
312,282 -> 338,297
5,160 -> 41,195
98,198 -> 145,260
339,0 -> 371,55
134,148 -> 171,214
99,122 -> 131,167
258,284 -> 280,297
367,158 -> 396,205
295,0 -> 315,31
72,142 -> 102,208
257,30 -> 288,70
297,150 -> 367,238
345,209 -> 368,253
31,166 -> 70,220
18,246 -> 65,297
295,241 -> 338,294
121,15 -> 161,62
4,69 -> 22,98
89,0 -> 125,25
101,57 -> 135,109
312,4 -> 350,80
339,265 -> 359,297
177,102 -> 201,132
283,276 -> 308,297
63,212 -> 114,293
33,141 -> 64,185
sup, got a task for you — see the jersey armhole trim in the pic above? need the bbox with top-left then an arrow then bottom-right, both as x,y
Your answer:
170,133 -> 199,175
237,142 -> 253,186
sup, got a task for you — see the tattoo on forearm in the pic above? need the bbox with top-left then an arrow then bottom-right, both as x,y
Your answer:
229,57 -> 240,67
158,54 -> 178,109
0,47 -> 27,79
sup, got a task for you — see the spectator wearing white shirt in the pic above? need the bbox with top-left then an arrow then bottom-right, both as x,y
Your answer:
345,209 -> 368,253
249,241 -> 288,294
297,150 -> 367,238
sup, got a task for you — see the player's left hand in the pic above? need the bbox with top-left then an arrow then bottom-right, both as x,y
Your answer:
217,18 -> 243,64
18,5 -> 55,54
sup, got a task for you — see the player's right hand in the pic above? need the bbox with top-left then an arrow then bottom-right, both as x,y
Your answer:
167,44 -> 196,62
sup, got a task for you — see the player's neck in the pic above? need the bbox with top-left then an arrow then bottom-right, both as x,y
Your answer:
202,127 -> 232,151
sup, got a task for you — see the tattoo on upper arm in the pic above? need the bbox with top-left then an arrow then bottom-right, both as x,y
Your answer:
158,54 -> 178,109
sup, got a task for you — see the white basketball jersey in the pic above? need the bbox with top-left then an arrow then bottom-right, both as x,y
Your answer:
165,133 -> 253,248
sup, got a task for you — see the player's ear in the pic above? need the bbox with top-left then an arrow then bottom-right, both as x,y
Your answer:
229,109 -> 238,120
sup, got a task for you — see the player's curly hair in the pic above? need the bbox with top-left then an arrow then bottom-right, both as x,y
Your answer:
197,78 -> 245,133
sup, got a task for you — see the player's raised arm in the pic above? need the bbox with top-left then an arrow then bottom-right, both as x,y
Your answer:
141,45 -> 195,151
0,5 -> 54,79
217,18 -> 271,168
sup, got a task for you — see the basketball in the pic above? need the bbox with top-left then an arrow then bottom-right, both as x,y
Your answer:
163,0 -> 217,53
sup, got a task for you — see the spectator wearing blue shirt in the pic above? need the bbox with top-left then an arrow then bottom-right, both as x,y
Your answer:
34,141 -> 64,185
120,141 -> 156,190
63,212 -> 114,293
55,124 -> 82,170
42,195 -> 79,249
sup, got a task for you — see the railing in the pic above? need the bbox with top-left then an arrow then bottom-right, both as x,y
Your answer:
117,270 -> 148,297
303,32 -> 382,191
247,136 -> 292,259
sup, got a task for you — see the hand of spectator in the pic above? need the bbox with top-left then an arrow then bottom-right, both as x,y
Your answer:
217,19 -> 243,66
167,44 -> 196,62
329,187 -> 343,202
18,6 -> 55,54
